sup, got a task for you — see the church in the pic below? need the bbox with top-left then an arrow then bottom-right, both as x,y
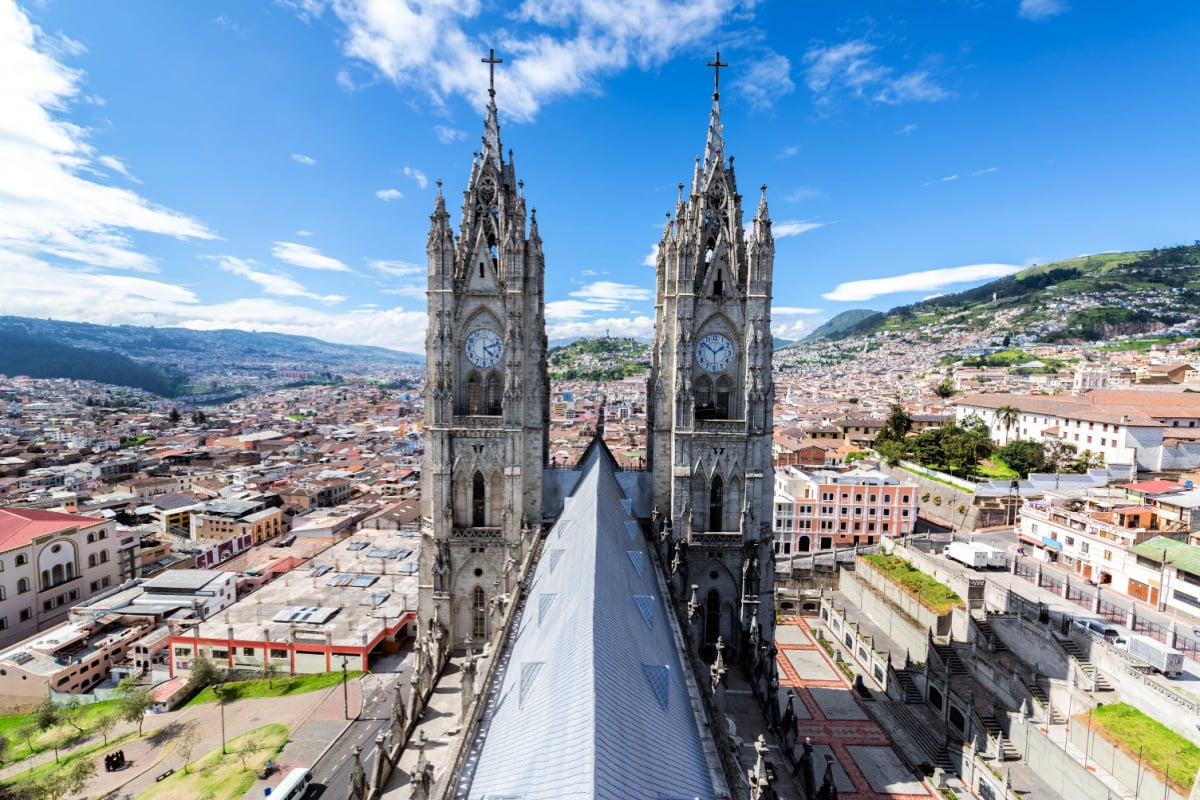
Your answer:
413,51 -> 778,800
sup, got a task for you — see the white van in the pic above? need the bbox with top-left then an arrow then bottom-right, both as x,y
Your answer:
271,768 -> 312,800
1072,618 -> 1122,642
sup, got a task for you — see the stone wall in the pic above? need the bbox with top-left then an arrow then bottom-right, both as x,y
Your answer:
881,463 -> 981,531
1002,714 -> 1119,800
1069,716 -> 1188,800
838,567 -> 937,663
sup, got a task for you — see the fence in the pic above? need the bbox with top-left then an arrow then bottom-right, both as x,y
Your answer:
1065,582 -> 1094,609
1132,616 -> 1168,644
1096,597 -> 1126,624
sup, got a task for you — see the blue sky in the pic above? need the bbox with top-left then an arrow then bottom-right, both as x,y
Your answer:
3,1 -> 1199,354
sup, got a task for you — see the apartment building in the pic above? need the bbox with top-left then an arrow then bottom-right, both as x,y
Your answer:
0,509 -> 123,649
773,465 -> 918,556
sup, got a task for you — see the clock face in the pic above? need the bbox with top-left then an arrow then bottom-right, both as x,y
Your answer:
696,333 -> 734,372
466,329 -> 502,368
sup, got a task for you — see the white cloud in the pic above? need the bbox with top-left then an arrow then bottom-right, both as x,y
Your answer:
216,256 -> 345,304
569,281 -> 652,303
1019,0 -> 1068,20
969,166 -> 999,177
784,186 -> 820,203
772,306 -> 823,340
271,241 -> 352,272
642,245 -> 658,267
375,188 -> 403,201
97,155 -> 141,183
304,0 -> 754,121
0,249 -> 427,352
402,167 -> 428,189
433,125 -> 466,144
735,50 -> 794,111
772,307 -> 823,315
773,220 -> 824,238
822,263 -> 1024,302
381,285 -> 426,299
368,259 -> 423,277
291,152 -> 317,166
296,229 -> 314,237
803,38 -> 950,108
897,123 -> 918,135
0,2 -> 214,272
547,315 -> 654,341
777,145 -> 800,159
546,280 -> 653,322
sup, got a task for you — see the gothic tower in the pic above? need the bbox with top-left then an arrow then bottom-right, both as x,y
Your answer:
419,63 -> 549,649
648,58 -> 776,656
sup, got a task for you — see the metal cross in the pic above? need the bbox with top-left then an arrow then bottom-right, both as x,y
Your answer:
482,48 -> 503,98
707,51 -> 728,100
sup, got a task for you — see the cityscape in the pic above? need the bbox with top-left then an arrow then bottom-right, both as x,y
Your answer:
4,2 -> 1200,800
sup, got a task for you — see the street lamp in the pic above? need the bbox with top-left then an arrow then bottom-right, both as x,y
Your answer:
341,656 -> 350,720
213,683 -> 227,755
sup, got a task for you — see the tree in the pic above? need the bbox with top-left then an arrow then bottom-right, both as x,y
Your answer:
261,660 -> 280,690
191,410 -> 208,425
186,655 -> 221,693
875,438 -> 906,467
997,439 -> 1045,478
234,731 -> 266,769
176,721 -> 200,774
94,710 -> 118,746
1044,439 -> 1078,476
33,698 -> 58,733
994,404 -> 1021,446
58,698 -> 86,734
878,403 -> 913,444
0,733 -> 9,765
168,407 -> 182,424
118,678 -> 153,736
14,721 -> 38,754
45,726 -> 79,764
932,379 -> 955,399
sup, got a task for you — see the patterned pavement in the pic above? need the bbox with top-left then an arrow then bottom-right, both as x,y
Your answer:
775,616 -> 931,800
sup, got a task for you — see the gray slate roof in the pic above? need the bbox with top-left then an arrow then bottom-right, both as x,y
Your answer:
460,445 -> 720,800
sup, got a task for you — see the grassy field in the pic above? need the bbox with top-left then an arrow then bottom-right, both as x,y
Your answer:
976,458 -> 1018,479
861,554 -> 963,615
136,722 -> 289,800
1086,703 -> 1200,793
0,698 -> 123,764
2,728 -> 140,790
186,670 -> 361,706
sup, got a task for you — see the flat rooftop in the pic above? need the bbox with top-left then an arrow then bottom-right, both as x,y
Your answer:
186,527 -> 419,648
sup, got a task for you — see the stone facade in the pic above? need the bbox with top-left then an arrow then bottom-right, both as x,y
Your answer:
647,89 -> 777,654
418,88 -> 549,649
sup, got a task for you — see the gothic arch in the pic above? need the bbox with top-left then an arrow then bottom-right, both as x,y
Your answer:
485,371 -> 502,415
709,474 -> 725,533
466,371 -> 483,415
726,476 -> 743,531
695,375 -> 713,418
715,375 -> 733,418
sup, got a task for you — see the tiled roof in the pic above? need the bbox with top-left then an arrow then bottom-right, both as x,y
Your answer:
1121,480 -> 1184,495
0,508 -> 104,552
462,445 -> 719,800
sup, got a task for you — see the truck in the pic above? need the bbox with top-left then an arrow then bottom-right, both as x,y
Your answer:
1125,634 -> 1185,677
943,541 -> 1007,570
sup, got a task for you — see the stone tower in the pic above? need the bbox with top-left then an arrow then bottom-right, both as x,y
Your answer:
648,60 -> 776,656
419,67 -> 549,649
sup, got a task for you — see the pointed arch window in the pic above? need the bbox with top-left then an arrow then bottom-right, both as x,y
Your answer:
713,269 -> 724,296
472,586 -> 487,640
715,376 -> 732,419
486,372 -> 502,415
704,588 -> 721,644
472,471 -> 486,527
467,371 -> 483,415
709,475 -> 725,532
695,376 -> 713,419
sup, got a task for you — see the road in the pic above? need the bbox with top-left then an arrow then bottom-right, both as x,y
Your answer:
311,648 -> 413,800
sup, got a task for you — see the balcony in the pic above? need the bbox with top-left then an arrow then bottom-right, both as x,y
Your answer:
690,531 -> 743,547
452,527 -> 503,540
450,415 -> 504,430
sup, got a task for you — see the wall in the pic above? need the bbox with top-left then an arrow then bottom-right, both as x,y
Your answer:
837,568 -> 933,663
1003,713 -> 1119,800
986,616 -> 1071,681
1069,717 -> 1187,800
882,463 -> 981,531
819,596 -> 891,688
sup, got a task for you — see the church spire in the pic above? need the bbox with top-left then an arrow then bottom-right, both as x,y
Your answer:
699,52 -> 728,182
481,48 -> 504,169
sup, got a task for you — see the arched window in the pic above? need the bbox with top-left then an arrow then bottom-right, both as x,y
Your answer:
17,578 -> 29,594
66,562 -> 75,579
709,475 -> 725,532
704,588 -> 721,644
88,554 -> 97,568
16,555 -> 27,567
798,536 -> 811,553
467,372 -> 483,415
87,533 -> 95,544
715,376 -> 732,419
98,530 -> 107,540
485,373 -> 502,415
99,552 -> 108,564
472,472 -> 486,527
472,586 -> 487,640
41,570 -> 50,589
713,268 -> 724,296
51,564 -> 64,585
0,587 -> 5,601
695,376 -> 713,419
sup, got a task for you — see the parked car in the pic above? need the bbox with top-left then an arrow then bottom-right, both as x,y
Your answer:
1072,618 -> 1122,642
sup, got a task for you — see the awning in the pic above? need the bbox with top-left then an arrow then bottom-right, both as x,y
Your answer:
1041,537 -> 1062,550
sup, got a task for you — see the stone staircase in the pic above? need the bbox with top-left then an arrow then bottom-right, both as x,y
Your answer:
974,617 -> 1008,653
893,669 -> 923,704
884,701 -> 954,771
1058,637 -> 1114,692
979,714 -> 1019,761
930,642 -> 970,677
1020,677 -> 1065,724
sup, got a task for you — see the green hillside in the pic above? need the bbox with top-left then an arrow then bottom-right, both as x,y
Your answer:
802,308 -> 885,342
548,337 -> 650,381
0,329 -> 188,396
819,243 -> 1200,343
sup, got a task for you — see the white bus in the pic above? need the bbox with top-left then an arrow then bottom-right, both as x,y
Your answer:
270,768 -> 312,800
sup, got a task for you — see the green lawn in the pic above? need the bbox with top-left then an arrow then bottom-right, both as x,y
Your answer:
136,722 -> 289,800
1087,703 -> 1200,792
186,670 -> 362,706
977,458 -> 1018,479
861,554 -> 964,615
0,698 -> 123,764
2,729 -> 139,789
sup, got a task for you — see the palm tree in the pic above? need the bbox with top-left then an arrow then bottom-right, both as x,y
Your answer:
995,404 -> 1020,446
